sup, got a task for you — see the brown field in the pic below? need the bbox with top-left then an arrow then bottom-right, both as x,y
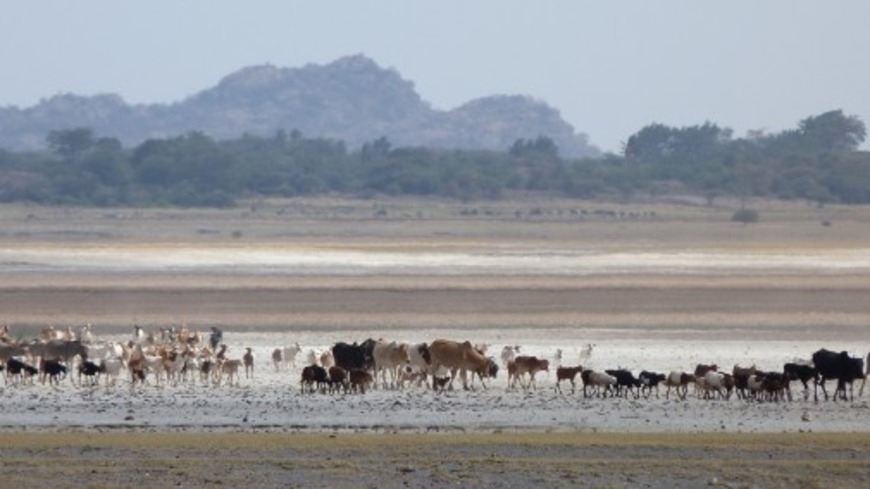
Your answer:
2,197 -> 870,340
1,198 -> 869,486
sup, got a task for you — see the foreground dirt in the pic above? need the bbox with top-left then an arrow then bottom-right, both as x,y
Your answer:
0,432 -> 867,488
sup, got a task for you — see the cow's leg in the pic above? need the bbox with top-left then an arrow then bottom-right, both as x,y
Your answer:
816,378 -> 827,401
388,365 -> 397,390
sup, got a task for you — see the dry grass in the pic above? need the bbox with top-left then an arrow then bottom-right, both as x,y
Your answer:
2,197 -> 870,248
1,431 -> 868,488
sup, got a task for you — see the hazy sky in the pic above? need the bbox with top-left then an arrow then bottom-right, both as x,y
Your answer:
2,2 -> 869,153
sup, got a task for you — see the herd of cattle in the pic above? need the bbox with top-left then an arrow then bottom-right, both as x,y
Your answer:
289,339 -> 868,403
0,324 -> 867,404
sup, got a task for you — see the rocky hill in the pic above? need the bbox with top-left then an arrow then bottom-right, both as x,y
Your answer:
0,55 -> 599,157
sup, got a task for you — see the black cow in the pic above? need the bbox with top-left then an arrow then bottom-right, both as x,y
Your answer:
605,369 -> 642,399
6,358 -> 38,385
638,370 -> 666,399
812,348 -> 865,402
300,364 -> 329,393
78,360 -> 104,386
42,359 -> 68,385
331,339 -> 376,372
760,372 -> 790,402
783,363 -> 818,400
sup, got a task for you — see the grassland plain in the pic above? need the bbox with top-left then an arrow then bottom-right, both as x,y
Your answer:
1,198 -> 869,487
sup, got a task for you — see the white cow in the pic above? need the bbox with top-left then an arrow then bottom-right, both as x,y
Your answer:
100,357 -> 124,388
372,340 -> 411,389
278,343 -> 302,370
702,371 -> 729,400
665,371 -> 695,400
582,370 -> 616,398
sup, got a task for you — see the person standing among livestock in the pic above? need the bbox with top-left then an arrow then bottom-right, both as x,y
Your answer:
209,327 -> 223,351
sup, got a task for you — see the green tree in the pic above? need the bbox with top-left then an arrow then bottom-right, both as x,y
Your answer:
82,137 -> 129,187
623,123 -> 675,163
797,110 -> 866,153
46,127 -> 95,159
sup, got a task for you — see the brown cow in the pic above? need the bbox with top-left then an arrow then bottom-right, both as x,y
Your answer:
349,368 -> 373,394
555,365 -> 584,394
328,366 -> 348,394
428,339 -> 490,391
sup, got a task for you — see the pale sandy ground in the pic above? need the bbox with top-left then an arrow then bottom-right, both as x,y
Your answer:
0,249 -> 866,435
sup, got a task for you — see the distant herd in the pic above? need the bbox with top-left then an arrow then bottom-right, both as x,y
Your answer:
0,323 -> 867,404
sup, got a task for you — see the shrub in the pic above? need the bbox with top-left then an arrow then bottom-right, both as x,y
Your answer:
731,208 -> 759,224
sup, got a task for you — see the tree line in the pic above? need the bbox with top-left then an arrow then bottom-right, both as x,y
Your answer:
0,110 -> 866,207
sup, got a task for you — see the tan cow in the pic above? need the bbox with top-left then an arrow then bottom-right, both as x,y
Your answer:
217,359 -> 242,387
508,356 -> 550,390
428,339 -> 490,391
0,342 -> 28,365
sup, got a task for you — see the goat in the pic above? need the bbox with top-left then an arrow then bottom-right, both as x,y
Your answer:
216,359 -> 242,387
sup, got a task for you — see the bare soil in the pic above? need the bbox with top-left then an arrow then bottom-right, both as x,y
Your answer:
1,271 -> 868,343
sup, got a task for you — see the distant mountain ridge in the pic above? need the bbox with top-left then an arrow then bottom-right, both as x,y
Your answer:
0,54 -> 599,157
